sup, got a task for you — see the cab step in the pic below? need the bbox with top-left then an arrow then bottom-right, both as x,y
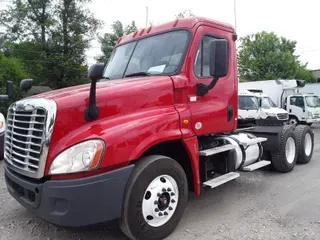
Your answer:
199,144 -> 235,157
239,137 -> 267,147
203,172 -> 240,188
242,160 -> 271,172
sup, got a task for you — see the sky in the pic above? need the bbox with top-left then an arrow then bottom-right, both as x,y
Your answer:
87,0 -> 320,70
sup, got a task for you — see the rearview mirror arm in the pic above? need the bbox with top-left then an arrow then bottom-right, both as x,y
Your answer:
196,77 -> 219,96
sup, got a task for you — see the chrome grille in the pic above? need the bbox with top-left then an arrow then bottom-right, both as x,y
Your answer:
4,98 -> 57,179
277,113 -> 289,120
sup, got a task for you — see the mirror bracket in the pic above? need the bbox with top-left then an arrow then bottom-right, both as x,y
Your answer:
196,77 -> 219,96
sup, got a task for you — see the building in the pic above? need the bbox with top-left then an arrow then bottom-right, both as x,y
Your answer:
311,69 -> 320,82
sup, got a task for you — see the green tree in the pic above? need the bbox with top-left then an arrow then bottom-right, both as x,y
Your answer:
0,0 -> 101,89
238,31 -> 316,82
97,20 -> 138,63
0,52 -> 26,115
175,9 -> 195,19
125,21 -> 138,35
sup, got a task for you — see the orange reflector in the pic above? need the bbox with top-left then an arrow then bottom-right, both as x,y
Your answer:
183,120 -> 189,124
89,142 -> 104,170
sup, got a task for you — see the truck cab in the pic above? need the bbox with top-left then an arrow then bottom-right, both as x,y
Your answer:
238,91 -> 260,127
285,93 -> 320,125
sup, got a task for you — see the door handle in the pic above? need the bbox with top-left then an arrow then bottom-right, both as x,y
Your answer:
289,109 -> 292,113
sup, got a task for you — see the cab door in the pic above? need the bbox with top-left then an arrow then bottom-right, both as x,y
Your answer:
288,96 -> 307,121
186,25 -> 237,136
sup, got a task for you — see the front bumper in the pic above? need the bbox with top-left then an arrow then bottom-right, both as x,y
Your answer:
4,164 -> 134,227
0,132 -> 4,160
306,118 -> 320,123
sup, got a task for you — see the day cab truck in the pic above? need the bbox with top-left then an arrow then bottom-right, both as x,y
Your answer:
3,17 -> 315,240
240,79 -> 320,126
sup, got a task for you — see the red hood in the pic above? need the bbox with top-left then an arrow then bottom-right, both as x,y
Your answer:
33,76 -> 172,110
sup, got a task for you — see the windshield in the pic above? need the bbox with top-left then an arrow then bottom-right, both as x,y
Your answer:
103,30 -> 189,80
260,97 -> 278,109
305,96 -> 320,107
239,96 -> 259,110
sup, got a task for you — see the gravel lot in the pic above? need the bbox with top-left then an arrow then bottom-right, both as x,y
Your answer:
1,126 -> 320,240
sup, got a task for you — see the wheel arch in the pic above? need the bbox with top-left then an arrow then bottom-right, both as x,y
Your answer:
138,138 -> 199,195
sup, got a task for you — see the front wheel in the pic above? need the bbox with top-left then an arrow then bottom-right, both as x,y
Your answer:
120,155 -> 188,240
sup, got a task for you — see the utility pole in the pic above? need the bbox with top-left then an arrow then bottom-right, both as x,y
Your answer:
146,6 -> 148,28
234,0 -> 237,32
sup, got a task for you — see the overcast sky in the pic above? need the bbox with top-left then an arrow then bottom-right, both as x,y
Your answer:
87,0 -> 320,70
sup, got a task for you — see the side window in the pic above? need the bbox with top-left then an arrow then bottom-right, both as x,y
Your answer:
194,35 -> 222,78
290,96 -> 304,108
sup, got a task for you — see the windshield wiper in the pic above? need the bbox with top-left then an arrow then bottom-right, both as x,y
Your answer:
124,72 -> 151,78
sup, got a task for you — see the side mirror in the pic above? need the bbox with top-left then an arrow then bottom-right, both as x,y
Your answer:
85,64 -> 105,121
0,81 -> 14,101
209,39 -> 229,78
88,64 -> 105,81
197,39 -> 229,96
20,79 -> 33,97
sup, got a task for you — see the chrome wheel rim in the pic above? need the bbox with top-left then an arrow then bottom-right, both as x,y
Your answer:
304,133 -> 312,156
285,137 -> 296,164
142,175 -> 179,227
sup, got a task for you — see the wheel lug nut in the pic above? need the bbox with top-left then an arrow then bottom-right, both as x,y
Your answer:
162,188 -> 166,192
167,188 -> 172,192
171,199 -> 176,203
164,211 -> 168,216
171,192 -> 175,196
169,206 -> 173,211
155,208 -> 159,212
158,212 -> 163,217
154,200 -> 158,205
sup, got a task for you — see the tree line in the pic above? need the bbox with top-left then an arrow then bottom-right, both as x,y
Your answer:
0,6 -> 316,114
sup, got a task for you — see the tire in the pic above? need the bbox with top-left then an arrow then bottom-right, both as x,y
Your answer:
289,116 -> 299,125
120,155 -> 188,240
271,127 -> 298,173
294,125 -> 314,164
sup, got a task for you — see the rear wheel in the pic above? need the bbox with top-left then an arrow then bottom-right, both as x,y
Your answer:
120,155 -> 188,240
294,125 -> 314,164
271,127 -> 297,172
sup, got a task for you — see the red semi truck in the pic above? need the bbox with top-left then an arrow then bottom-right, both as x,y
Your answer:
3,17 -> 314,240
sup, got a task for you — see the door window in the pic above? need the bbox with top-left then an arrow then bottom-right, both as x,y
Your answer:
194,36 -> 228,78
290,96 -> 304,108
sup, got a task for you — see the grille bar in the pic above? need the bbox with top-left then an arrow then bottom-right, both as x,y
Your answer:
4,152 -> 39,169
7,123 -> 43,132
5,146 -> 40,162
8,119 -> 45,125
6,130 -> 43,140
5,142 -> 41,155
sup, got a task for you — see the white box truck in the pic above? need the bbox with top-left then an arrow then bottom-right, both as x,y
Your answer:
240,80 -> 320,126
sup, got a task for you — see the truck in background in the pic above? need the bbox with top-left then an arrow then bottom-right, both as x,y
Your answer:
240,79 -> 320,126
3,18 -> 315,240
0,81 -> 14,160
238,87 -> 289,125
238,91 -> 260,127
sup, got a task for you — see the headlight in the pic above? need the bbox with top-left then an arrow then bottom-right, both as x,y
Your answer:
0,121 -> 4,131
49,140 -> 105,175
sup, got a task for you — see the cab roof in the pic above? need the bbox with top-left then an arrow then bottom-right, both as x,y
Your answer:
117,17 -> 235,46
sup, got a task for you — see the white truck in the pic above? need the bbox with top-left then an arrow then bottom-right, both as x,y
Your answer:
240,80 -> 320,126
238,91 -> 260,127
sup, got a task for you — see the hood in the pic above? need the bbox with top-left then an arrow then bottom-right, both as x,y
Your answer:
263,107 -> 287,114
33,76 -> 173,110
